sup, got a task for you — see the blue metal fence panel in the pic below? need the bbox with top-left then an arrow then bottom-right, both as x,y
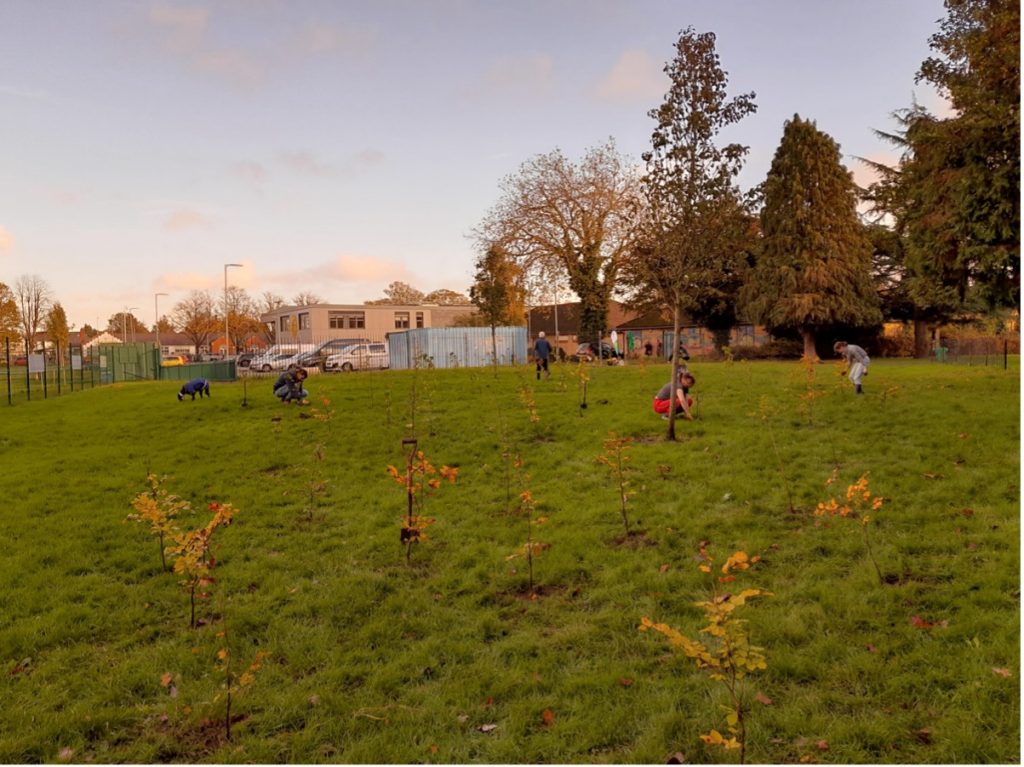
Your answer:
388,327 -> 527,369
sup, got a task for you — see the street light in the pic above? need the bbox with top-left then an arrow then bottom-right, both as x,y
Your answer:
154,292 -> 168,356
123,307 -> 138,344
224,263 -> 243,358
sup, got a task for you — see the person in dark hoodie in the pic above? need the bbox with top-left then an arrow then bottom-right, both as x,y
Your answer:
273,365 -> 309,404
177,378 -> 210,401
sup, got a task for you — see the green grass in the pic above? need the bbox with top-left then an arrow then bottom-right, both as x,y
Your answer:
0,359 -> 1018,763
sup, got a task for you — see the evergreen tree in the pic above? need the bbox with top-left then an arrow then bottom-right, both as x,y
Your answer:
743,115 -> 881,358
918,0 -> 1019,308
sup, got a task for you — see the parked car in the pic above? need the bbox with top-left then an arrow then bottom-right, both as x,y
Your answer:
325,342 -> 389,372
235,352 -> 255,368
12,355 -> 27,366
250,352 -> 301,372
570,342 -> 622,362
292,338 -> 371,368
161,355 -> 187,367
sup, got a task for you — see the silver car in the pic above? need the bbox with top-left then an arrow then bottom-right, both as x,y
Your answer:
325,342 -> 389,372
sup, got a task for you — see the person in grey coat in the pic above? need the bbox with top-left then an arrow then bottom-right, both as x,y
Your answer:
834,341 -> 869,394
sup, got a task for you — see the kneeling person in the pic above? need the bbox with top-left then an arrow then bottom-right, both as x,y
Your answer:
653,369 -> 695,420
178,378 -> 211,401
274,365 -> 309,404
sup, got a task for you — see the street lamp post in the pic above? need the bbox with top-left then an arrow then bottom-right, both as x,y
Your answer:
223,263 -> 243,358
154,292 -> 168,357
123,307 -> 138,344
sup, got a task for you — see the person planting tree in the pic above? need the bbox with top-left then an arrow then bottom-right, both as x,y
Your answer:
653,368 -> 695,420
834,341 -> 869,395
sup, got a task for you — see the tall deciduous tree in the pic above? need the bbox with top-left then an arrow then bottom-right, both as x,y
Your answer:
621,26 -> 757,442
107,311 -> 146,341
918,0 -> 1019,308
475,140 -> 641,344
0,282 -> 21,345
470,244 -> 526,370
258,292 -> 285,344
365,282 -> 425,305
45,303 -> 70,353
292,291 -> 324,306
423,288 -> 472,305
14,274 -> 51,350
743,116 -> 882,358
171,290 -> 218,355
220,286 -> 263,352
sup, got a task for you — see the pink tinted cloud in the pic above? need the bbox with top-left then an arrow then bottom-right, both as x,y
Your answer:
595,49 -> 666,102
463,53 -> 557,102
164,208 -> 216,231
0,225 -> 14,253
265,254 -> 419,292
230,160 -> 268,184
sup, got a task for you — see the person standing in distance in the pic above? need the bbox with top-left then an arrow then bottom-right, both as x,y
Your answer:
533,332 -> 552,380
834,341 -> 869,395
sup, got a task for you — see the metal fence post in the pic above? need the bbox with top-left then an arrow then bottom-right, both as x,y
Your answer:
42,349 -> 48,399
56,341 -> 62,395
25,338 -> 30,402
5,337 -> 10,406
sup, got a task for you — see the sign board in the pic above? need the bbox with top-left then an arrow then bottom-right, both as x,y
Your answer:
71,354 -> 83,371
28,354 -> 45,373
99,355 -> 107,369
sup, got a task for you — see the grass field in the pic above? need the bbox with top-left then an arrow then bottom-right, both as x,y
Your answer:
0,359 -> 1018,763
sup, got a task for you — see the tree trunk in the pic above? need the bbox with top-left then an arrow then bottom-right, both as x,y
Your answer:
799,326 -> 817,360
913,315 -> 931,359
710,326 -> 732,356
666,304 -> 680,442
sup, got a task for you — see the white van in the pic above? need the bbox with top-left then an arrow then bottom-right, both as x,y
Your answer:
324,342 -> 389,372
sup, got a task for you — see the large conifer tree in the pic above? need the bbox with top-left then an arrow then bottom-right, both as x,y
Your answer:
743,115 -> 881,358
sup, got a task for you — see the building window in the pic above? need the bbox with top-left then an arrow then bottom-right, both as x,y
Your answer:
329,311 -> 365,329
279,316 -> 290,331
394,312 -> 410,329
415,311 -> 424,329
299,312 -> 310,330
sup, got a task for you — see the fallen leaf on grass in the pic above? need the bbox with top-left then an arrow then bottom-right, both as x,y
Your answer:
541,708 -> 555,728
160,672 -> 173,687
992,667 -> 1012,678
865,644 -> 879,653
913,728 -> 933,744
58,747 -> 74,761
816,739 -> 829,751
659,564 -> 670,573
308,694 -> 321,706
910,615 -> 935,629
429,744 -> 438,754
457,714 -> 469,723
169,685 -> 179,699
619,677 -> 634,687
477,723 -> 497,734
483,696 -> 494,708
922,473 -> 944,480
755,692 -> 773,706
531,671 -> 542,682
961,508 -> 975,517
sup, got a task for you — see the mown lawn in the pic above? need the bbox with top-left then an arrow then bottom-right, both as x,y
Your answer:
0,359 -> 1018,763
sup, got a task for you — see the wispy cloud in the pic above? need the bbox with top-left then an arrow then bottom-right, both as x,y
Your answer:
266,253 -> 418,290
164,208 -> 216,231
276,148 -> 385,178
142,3 -> 376,87
0,225 -> 14,253
462,53 -> 557,102
230,160 -> 268,184
594,49 -> 665,102
154,271 -> 219,291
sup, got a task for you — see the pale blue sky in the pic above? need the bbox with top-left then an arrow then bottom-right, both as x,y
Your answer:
0,0 -> 948,328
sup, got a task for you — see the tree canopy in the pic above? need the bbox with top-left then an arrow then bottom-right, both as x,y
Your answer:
622,27 -> 757,373
743,115 -> 881,358
475,140 -> 641,343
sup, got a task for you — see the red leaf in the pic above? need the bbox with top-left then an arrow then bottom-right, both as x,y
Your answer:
659,564 -> 670,573
483,696 -> 493,708
619,677 -> 634,687
541,708 -> 555,728
816,739 -> 829,751
865,644 -> 879,653
910,615 -> 934,630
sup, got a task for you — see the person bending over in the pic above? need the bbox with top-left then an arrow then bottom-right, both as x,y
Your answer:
274,366 -> 309,404
653,369 -> 695,420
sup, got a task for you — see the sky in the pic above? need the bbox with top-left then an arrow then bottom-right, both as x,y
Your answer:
0,0 -> 951,330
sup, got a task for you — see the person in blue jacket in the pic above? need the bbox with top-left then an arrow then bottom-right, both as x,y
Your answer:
177,378 -> 210,401
533,331 -> 552,380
